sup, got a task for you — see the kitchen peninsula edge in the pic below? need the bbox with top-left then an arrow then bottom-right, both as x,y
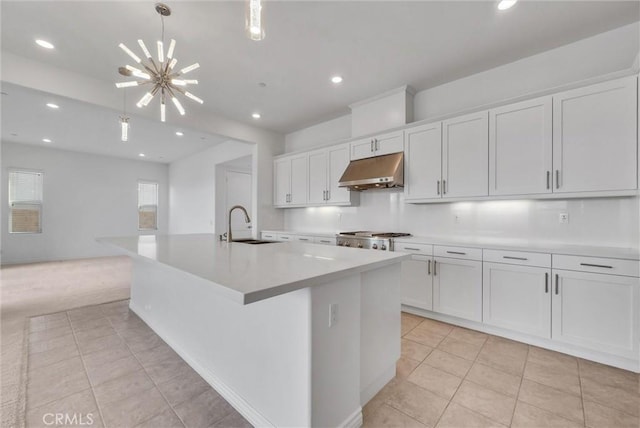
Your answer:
98,234 -> 409,428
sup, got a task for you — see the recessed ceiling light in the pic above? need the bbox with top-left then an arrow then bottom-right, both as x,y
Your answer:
139,153 -> 146,157
35,39 -> 55,49
252,112 -> 261,119
497,0 -> 517,10
46,103 -> 59,109
331,76 -> 343,84
175,131 -> 184,136
42,138 -> 52,143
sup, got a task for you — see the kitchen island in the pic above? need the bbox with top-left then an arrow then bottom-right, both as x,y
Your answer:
99,234 -> 408,428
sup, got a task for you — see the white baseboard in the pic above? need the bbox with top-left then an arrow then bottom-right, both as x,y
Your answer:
340,408 -> 363,428
130,302 -> 275,428
360,364 -> 396,406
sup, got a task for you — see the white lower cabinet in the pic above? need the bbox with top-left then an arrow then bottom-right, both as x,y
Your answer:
483,262 -> 551,339
552,269 -> 639,359
433,256 -> 483,322
400,254 -> 433,311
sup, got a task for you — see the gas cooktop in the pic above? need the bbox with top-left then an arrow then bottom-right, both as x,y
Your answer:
337,231 -> 412,238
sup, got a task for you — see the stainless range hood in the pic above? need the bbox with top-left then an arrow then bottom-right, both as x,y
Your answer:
338,152 -> 404,190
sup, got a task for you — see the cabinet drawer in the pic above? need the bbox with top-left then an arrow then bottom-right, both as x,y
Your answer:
434,245 -> 482,261
553,255 -> 639,277
261,232 -> 277,240
394,242 -> 433,255
294,235 -> 313,242
314,237 -> 336,245
483,249 -> 551,268
276,233 -> 295,241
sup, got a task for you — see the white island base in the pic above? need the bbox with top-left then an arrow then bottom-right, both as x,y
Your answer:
129,256 -> 400,427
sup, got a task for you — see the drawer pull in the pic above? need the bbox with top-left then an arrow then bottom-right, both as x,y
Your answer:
503,256 -> 528,261
437,180 -> 441,195
555,274 -> 559,295
298,238 -> 309,241
546,171 -> 550,190
403,247 -> 422,251
446,251 -> 466,255
433,260 -> 437,276
580,263 -> 613,269
555,170 -> 560,189
281,236 -> 289,240
428,260 -> 431,275
319,240 -> 331,243
545,272 -> 549,293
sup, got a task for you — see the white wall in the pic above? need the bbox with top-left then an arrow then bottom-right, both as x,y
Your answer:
169,141 -> 254,235
1,142 -> 169,264
282,23 -> 640,249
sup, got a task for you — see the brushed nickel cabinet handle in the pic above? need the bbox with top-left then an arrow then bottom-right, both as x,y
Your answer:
555,274 -> 559,295
447,251 -> 466,255
370,140 -> 374,152
545,272 -> 549,293
298,238 -> 309,241
320,240 -> 331,243
503,256 -> 528,261
375,139 -> 379,151
443,179 -> 447,194
433,260 -> 437,276
437,180 -> 441,195
404,247 -> 421,251
428,259 -> 431,275
555,170 -> 560,189
580,263 -> 613,269
546,171 -> 550,190
327,190 -> 330,200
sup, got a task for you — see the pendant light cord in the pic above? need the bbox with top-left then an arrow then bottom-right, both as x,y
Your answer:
161,14 -> 165,45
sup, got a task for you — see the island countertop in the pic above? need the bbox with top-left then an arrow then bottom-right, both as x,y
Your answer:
98,233 -> 409,304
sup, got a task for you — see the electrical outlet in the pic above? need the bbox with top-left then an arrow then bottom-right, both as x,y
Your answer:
559,212 -> 569,224
329,303 -> 338,327
454,214 -> 460,224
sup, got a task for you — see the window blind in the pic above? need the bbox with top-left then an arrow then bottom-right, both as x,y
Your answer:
9,170 -> 43,233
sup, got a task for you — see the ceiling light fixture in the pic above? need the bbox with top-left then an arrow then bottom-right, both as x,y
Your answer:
46,103 -> 60,109
331,76 -> 343,84
115,3 -> 202,122
139,153 -> 146,157
175,131 -> 184,136
252,112 -> 261,119
497,0 -> 517,10
120,89 -> 130,142
246,0 -> 265,41
42,138 -> 52,143
35,39 -> 55,49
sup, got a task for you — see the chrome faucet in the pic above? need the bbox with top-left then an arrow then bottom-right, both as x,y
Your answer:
227,205 -> 251,243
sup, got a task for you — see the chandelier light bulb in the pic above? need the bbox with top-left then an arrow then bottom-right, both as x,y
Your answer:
167,39 -> 176,59
116,81 -> 139,88
168,58 -> 178,70
171,79 -> 187,86
161,102 -> 166,122
119,43 -> 141,63
157,41 -> 164,63
138,40 -> 152,59
497,0 -> 517,10
184,92 -> 204,104
136,92 -> 154,108
180,63 -> 200,75
120,117 -> 129,142
172,97 -> 186,115
246,0 -> 265,41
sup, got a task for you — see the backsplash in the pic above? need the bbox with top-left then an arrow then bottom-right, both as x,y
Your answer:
284,191 -> 639,248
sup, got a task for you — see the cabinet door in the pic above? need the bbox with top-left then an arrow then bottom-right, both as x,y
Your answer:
483,263 -> 551,338
552,270 -> 639,359
375,131 -> 404,156
351,137 -> 376,160
289,154 -> 308,205
553,76 -> 638,193
489,97 -> 552,195
404,123 -> 442,200
327,144 -> 351,204
433,257 -> 482,322
442,111 -> 489,198
308,149 -> 328,204
400,255 -> 433,310
273,158 -> 291,206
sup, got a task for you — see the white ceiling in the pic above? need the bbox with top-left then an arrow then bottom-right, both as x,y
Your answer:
1,1 -> 639,135
1,83 -> 229,163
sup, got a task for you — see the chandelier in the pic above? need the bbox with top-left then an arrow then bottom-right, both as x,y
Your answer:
115,3 -> 202,122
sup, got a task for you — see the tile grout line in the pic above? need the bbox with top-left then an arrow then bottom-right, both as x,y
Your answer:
65,311 -> 108,428
577,360 -> 588,427
508,345 -> 530,427
102,306 -> 188,428
431,325 -> 466,428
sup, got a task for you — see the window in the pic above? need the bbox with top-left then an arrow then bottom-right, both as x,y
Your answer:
138,181 -> 158,230
8,169 -> 43,234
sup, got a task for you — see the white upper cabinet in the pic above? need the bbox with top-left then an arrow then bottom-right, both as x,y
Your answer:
404,122 -> 442,201
273,153 -> 308,207
350,130 -> 404,160
489,96 -> 553,196
306,143 -> 356,206
552,76 -> 638,193
442,111 -> 489,198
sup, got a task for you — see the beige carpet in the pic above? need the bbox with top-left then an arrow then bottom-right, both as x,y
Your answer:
1,256 -> 131,428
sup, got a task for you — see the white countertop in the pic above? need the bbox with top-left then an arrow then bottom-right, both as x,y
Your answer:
98,234 -> 408,305
262,230 -> 337,238
394,235 -> 640,260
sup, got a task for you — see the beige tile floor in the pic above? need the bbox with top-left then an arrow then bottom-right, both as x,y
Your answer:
24,300 -> 252,428
363,312 -> 640,428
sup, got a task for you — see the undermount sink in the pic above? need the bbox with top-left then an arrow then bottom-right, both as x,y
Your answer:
232,239 -> 279,245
